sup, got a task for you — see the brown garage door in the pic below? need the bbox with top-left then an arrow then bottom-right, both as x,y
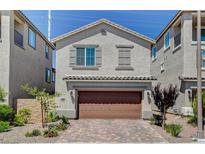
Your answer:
78,91 -> 142,119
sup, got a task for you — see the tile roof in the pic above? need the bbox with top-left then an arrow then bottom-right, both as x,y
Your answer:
179,76 -> 205,81
63,75 -> 157,81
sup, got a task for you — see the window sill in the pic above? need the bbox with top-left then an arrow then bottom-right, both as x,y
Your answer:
115,66 -> 134,71
28,44 -> 36,50
164,46 -> 170,52
172,44 -> 181,53
191,41 -> 205,45
72,66 -> 99,70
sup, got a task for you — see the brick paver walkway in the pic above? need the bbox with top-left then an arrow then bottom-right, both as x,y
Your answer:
56,119 -> 168,143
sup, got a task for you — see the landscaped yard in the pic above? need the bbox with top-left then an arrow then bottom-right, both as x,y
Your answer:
0,116 -> 204,143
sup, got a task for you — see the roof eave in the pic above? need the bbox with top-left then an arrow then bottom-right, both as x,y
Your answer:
51,19 -> 155,44
16,10 -> 55,50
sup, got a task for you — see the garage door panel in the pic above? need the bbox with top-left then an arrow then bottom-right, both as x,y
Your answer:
79,91 -> 142,119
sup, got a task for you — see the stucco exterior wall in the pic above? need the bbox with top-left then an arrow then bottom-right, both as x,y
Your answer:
55,23 -> 153,119
0,10 -> 54,107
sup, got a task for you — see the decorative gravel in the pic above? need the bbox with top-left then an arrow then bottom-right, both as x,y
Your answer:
149,114 -> 205,143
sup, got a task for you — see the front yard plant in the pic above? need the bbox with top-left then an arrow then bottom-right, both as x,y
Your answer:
0,121 -> 10,132
21,84 -> 59,128
43,127 -> 58,137
0,86 -> 7,103
13,114 -> 25,126
0,104 -> 15,122
151,83 -> 179,128
187,92 -> 205,127
165,124 -> 183,137
61,115 -> 70,125
18,108 -> 32,123
25,129 -> 41,137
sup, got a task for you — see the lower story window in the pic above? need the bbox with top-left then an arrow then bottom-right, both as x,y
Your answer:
45,68 -> 51,83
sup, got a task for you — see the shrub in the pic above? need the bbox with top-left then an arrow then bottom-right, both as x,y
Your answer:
18,108 -> 32,123
47,112 -> 59,123
56,122 -> 68,131
43,127 -> 58,137
0,121 -> 10,132
25,129 -> 41,137
25,132 -> 33,137
187,115 -> 197,127
0,105 -> 15,122
165,124 -> 183,137
0,86 -> 7,102
13,114 -> 25,126
32,129 -> 41,136
61,115 -> 70,125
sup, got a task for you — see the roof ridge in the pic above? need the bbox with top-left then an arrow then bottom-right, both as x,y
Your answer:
52,18 -> 155,43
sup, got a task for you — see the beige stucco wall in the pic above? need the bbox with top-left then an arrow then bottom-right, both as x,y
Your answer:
55,23 -> 153,119
0,10 -> 54,107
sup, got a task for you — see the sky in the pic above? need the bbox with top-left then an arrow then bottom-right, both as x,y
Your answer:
22,10 -> 178,67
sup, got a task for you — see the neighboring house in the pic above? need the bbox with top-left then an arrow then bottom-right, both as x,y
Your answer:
151,10 -> 205,115
0,10 -> 55,107
52,19 -> 156,119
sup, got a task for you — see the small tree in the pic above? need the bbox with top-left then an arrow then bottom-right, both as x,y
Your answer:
0,86 -> 7,102
21,84 -> 59,128
151,83 -> 179,128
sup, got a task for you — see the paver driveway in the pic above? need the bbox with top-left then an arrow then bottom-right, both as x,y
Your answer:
57,119 -> 168,143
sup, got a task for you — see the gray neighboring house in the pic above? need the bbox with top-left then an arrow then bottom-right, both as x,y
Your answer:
0,10 -> 55,107
151,11 -> 205,115
52,19 -> 156,119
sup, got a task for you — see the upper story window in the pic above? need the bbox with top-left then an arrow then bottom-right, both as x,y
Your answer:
45,68 -> 51,83
164,31 -> 170,50
76,47 -> 95,66
52,70 -> 55,82
202,50 -> 205,69
28,28 -> 36,49
201,29 -> 205,41
173,23 -> 181,49
151,46 -> 157,61
45,44 -> 49,59
14,20 -> 24,48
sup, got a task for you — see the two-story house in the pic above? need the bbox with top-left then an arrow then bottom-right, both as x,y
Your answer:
52,19 -> 156,119
151,11 -> 205,116
0,10 -> 55,107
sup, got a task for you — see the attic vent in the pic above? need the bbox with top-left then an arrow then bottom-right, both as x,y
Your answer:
101,29 -> 107,36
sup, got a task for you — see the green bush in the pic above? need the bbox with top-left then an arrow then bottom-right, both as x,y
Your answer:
32,129 -> 41,136
0,121 -> 10,132
43,127 -> 58,137
56,122 -> 68,131
18,108 -> 32,123
0,105 -> 15,122
165,124 -> 183,137
13,114 -> 25,126
47,112 -> 59,123
25,132 -> 33,137
187,115 -> 197,127
0,86 -> 7,102
25,129 -> 41,137
61,115 -> 70,125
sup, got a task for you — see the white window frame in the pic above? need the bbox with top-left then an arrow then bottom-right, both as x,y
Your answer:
164,31 -> 170,50
76,47 -> 96,67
